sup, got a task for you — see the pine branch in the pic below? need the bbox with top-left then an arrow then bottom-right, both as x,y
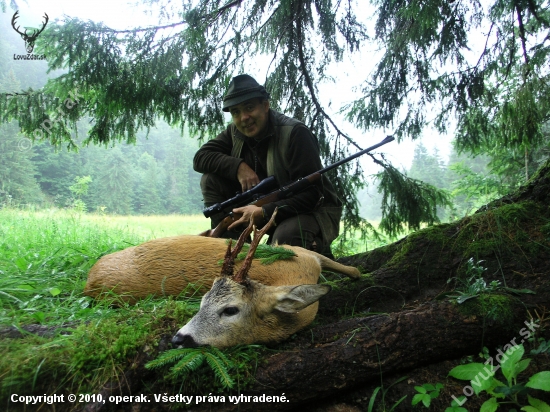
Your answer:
376,163 -> 452,237
218,243 -> 297,266
146,347 -> 236,389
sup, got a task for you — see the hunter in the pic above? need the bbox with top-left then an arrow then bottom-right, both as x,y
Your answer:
193,74 -> 342,257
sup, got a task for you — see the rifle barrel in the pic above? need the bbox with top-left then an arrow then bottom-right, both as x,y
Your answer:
318,135 -> 395,175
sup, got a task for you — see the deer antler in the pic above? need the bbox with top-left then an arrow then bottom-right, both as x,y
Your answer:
220,218 -> 255,278
233,208 -> 278,284
30,13 -> 49,40
11,11 -> 25,36
11,11 -> 48,40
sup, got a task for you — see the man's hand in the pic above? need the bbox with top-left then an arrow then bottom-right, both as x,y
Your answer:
237,162 -> 260,192
228,205 -> 265,231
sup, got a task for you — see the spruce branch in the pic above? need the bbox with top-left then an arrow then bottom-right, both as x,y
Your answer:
514,1 -> 530,68
101,0 -> 243,34
295,10 -> 363,151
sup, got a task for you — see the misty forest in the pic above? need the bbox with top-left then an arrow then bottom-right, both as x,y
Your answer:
1,0 -> 550,411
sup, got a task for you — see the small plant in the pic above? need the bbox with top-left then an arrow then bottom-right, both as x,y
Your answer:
366,376 -> 408,412
412,383 -> 443,408
446,258 -> 533,304
446,396 -> 468,412
447,258 -> 500,303
448,344 -> 550,411
530,339 -> 550,355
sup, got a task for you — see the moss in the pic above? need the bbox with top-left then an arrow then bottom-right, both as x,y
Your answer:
456,293 -> 516,325
451,201 -> 549,275
379,223 -> 455,280
0,298 -> 195,402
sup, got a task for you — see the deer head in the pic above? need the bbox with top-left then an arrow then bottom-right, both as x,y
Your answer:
12,11 -> 49,54
171,209 -> 331,348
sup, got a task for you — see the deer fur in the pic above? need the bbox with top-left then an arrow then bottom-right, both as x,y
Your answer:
85,215 -> 361,347
85,237 -> 360,302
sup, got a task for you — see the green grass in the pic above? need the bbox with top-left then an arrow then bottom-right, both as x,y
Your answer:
82,212 -> 210,237
0,208 -> 210,403
0,207 -> 386,405
0,209 -> 210,325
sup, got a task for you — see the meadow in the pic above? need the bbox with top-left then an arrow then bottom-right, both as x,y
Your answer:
0,208 -> 209,405
0,207 -> 387,407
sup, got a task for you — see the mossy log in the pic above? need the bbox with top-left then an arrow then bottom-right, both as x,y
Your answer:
83,161 -> 550,412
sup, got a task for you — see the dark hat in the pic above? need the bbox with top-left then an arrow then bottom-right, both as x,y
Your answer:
222,74 -> 270,112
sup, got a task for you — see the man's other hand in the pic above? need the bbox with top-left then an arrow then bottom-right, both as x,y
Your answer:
237,162 -> 260,192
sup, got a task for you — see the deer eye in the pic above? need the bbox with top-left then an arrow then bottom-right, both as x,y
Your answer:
222,307 -> 239,316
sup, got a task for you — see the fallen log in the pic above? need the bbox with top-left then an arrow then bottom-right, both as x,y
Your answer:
80,160 -> 550,411
190,299 -> 527,411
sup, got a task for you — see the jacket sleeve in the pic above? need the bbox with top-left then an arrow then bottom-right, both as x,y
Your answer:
262,125 -> 325,223
193,126 -> 243,180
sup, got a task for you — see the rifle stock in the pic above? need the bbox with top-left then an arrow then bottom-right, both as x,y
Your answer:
199,135 -> 395,238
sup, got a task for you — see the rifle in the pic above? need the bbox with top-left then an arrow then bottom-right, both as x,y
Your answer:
200,135 -> 395,238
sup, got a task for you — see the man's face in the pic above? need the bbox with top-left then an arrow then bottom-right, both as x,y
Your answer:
229,99 -> 270,139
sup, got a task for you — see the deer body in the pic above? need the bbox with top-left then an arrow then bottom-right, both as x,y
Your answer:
85,235 -> 358,301
85,213 -> 360,347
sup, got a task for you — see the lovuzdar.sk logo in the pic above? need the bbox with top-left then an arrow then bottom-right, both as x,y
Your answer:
11,10 -> 48,60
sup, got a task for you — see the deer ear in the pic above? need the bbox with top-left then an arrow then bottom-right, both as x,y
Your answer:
274,284 -> 332,313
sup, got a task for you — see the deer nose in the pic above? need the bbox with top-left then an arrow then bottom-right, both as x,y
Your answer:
172,333 -> 198,348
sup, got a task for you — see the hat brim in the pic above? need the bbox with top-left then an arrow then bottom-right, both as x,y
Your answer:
222,91 -> 268,112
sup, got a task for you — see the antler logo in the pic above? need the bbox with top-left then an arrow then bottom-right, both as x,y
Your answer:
11,11 -> 49,54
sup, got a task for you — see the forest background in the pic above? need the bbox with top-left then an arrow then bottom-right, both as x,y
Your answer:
1,0 -> 550,236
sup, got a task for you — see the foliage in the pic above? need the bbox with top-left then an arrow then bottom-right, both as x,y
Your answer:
146,347 -> 235,389
447,258 -> 499,304
234,242 -> 297,265
408,143 -> 448,189
14,127 -> 203,214
446,258 -> 534,306
376,163 -> 451,237
0,123 -> 43,207
530,339 -> 550,356
145,345 -> 263,391
412,383 -> 443,408
68,175 -> 92,212
0,0 -> 460,238
448,344 -> 550,412
366,376 -> 408,412
449,162 -> 509,216
347,0 -> 550,149
446,396 -> 468,412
